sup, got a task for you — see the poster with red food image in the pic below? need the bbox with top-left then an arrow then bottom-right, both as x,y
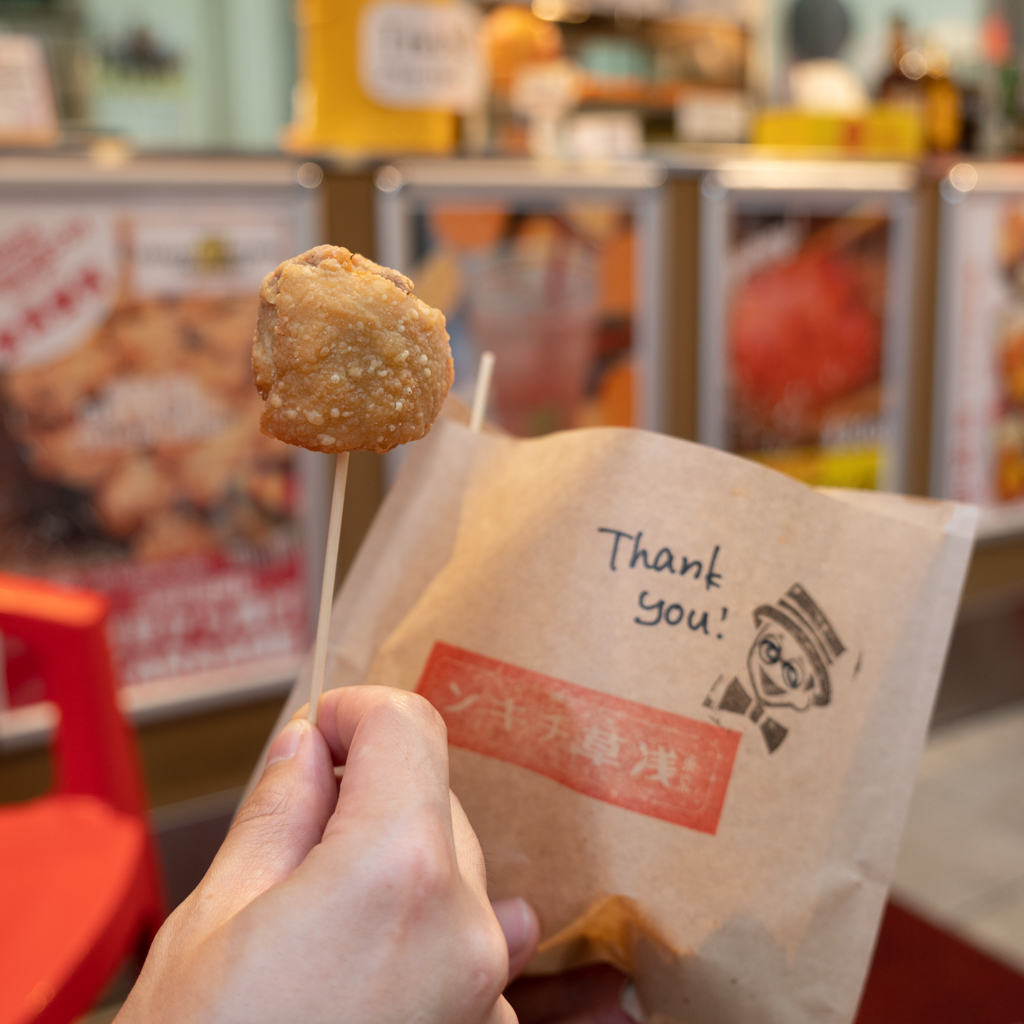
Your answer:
934,173 -> 1024,533
0,166 -> 320,711
698,162 -> 918,494
724,211 -> 890,488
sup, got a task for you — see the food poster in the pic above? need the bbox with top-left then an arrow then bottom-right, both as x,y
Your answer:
0,202 -> 310,705
721,207 -> 893,489
938,192 -> 1024,513
405,200 -> 637,436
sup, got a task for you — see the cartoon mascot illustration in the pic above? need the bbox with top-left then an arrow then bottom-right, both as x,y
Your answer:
704,583 -> 845,753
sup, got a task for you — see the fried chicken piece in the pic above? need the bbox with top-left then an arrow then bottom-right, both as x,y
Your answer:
94,456 -> 174,536
19,423 -> 124,490
3,332 -> 117,431
172,417 -> 252,509
245,466 -> 289,517
132,509 -> 216,562
108,300 -> 188,376
252,245 -> 452,454
178,296 -> 261,401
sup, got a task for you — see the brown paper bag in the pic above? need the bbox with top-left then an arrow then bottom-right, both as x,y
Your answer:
259,418 -> 976,1024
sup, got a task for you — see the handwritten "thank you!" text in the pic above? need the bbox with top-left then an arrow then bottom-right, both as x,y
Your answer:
597,527 -> 728,639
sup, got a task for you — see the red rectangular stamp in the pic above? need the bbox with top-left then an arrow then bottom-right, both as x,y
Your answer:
416,642 -> 740,835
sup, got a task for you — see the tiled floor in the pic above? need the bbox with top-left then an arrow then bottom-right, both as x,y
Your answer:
892,698 -> 1024,973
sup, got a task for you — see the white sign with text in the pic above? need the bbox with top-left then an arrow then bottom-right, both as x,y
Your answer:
358,2 -> 484,112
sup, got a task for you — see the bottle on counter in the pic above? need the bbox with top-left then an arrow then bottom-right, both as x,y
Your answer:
879,17 -> 963,152
879,17 -> 926,108
921,44 -> 964,152
979,9 -> 1018,155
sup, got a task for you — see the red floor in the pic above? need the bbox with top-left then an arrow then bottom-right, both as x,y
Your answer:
855,901 -> 1024,1023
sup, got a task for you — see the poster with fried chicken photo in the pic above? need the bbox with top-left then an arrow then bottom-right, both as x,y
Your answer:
0,199 -> 313,706
993,202 -> 1024,503
933,175 -> 1024,530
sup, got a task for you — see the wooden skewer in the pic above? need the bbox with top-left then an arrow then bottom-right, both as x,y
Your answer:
308,450 -> 350,726
309,350 -> 493,727
470,351 -> 496,433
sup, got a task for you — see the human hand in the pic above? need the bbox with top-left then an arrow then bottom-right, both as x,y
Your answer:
117,686 -> 540,1024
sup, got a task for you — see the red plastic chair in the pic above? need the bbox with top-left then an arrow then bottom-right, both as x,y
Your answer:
0,572 -> 165,1024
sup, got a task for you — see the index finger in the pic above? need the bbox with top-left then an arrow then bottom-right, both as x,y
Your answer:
315,684 -> 453,828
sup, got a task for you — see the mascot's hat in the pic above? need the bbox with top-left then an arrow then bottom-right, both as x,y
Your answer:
752,584 -> 845,706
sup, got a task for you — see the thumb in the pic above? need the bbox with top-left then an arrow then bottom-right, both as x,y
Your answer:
493,898 -> 540,980
200,717 -> 338,914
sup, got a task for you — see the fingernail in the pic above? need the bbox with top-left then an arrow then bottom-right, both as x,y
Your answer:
493,898 -> 535,956
266,719 -> 307,767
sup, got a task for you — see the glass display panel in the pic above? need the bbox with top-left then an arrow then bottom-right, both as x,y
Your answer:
406,199 -> 638,435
